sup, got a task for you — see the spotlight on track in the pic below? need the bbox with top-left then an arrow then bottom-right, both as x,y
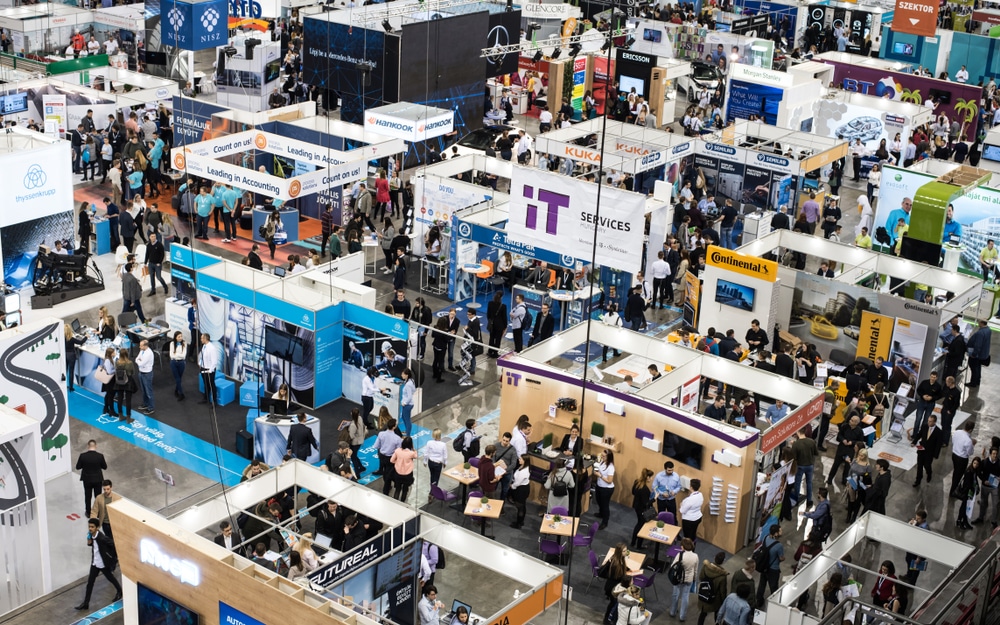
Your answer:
551,47 -> 562,59
601,36 -> 612,51
382,19 -> 393,32
569,42 -> 582,57
532,50 -> 543,62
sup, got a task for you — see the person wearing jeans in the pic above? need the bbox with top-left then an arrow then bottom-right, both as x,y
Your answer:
755,524 -> 785,607
144,232 -> 169,295
198,333 -> 218,405
669,538 -> 699,621
168,332 -> 186,400
792,429 -> 819,508
911,371 -> 942,442
194,186 -> 213,240
974,447 -> 1000,526
135,340 -> 155,415
399,368 -> 415,436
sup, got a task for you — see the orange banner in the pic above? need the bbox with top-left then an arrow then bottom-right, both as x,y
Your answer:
892,0 -> 939,36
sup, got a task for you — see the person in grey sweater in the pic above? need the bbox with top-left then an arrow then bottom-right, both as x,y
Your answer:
121,262 -> 145,323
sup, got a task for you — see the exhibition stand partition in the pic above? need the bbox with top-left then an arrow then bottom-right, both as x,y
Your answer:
0,405 -> 50,615
723,63 -> 823,130
764,512 -> 974,625
108,461 -> 563,625
0,4 -> 93,56
92,4 -> 144,70
692,120 -> 847,216
215,34 -> 281,112
498,321 -> 823,553
736,229 -> 982,392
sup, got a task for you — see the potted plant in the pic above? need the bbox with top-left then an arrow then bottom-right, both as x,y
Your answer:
552,514 -> 563,523
464,462 -> 471,471
481,496 -> 490,505
572,417 -> 579,425
656,520 -> 665,529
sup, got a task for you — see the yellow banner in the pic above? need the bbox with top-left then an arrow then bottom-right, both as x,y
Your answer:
855,310 -> 894,362
705,245 -> 778,282
685,271 -> 700,327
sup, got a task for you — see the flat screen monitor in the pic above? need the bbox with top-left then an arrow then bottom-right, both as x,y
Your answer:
619,75 -> 646,98
452,600 -> 472,616
144,50 -> 168,65
662,430 -> 704,470
70,318 -> 81,332
984,144 -> 1000,162
264,325 -> 305,365
714,278 -> 755,311
928,87 -> 951,105
264,59 -> 280,83
0,92 -> 28,114
642,28 -> 662,43
137,583 -> 199,625
273,266 -> 286,277
892,42 -> 913,56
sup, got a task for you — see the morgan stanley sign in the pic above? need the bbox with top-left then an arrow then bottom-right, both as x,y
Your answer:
506,167 -> 646,274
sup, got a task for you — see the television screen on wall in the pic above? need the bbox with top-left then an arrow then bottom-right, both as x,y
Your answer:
265,325 -> 305,365
714,279 -> 755,311
642,28 -> 662,43
619,75 -> 646,98
892,42 -> 913,56
663,430 -> 703,470
137,584 -> 199,625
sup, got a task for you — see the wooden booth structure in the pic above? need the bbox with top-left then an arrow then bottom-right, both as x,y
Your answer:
497,322 -> 823,554
108,460 -> 563,625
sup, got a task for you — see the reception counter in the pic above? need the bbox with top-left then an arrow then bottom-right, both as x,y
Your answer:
248,411 -> 321,465
252,206 -> 299,245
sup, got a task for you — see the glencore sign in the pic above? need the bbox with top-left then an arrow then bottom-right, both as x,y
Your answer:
706,245 -> 778,282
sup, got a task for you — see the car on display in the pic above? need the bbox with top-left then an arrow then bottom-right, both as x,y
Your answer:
834,116 -> 883,143
677,61 -> 722,101
808,315 -> 839,340
446,125 -> 533,158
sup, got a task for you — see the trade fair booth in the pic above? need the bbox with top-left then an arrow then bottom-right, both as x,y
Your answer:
723,63 -> 823,130
0,4 -> 93,56
215,33 -> 281,112
0,405 -> 51,615
0,127 -> 74,288
92,4 -> 144,70
498,321 -> 824,553
107,461 -> 563,625
736,229 -> 982,392
691,120 -> 847,216
764,512 -> 974,625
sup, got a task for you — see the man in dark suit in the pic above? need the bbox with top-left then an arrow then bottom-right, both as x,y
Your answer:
774,343 -> 796,379
624,285 -> 646,331
913,414 -> 944,487
286,412 -> 318,460
70,123 -> 85,174
314,500 -> 346,550
214,520 -> 248,556
864,459 -> 891,515
75,518 -> 122,610
75,439 -> 107,516
529,303 -> 555,347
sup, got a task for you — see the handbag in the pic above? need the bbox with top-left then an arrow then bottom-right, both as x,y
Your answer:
641,506 -> 657,523
984,355 -> 992,367
95,366 -> 114,384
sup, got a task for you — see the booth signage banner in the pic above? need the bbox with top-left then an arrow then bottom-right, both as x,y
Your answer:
257,131 -> 406,167
680,376 -> 700,412
179,131 -> 256,158
3,142 -> 73,227
219,603 -> 265,625
293,161 -> 368,199
457,220 -> 577,268
307,522 -> 412,587
507,167 -> 646,274
161,0 -> 229,51
730,63 -> 794,88
520,2 -> 580,19
229,0 -> 281,19
196,273 -> 255,308
760,393 -> 824,453
176,150 -> 289,199
256,292 -> 315,331
363,110 -> 454,143
892,0 -> 938,36
855,310 -> 894,362
705,245 -> 777,282
42,94 -> 66,136
343,303 -> 408,340
683,271 -> 700,327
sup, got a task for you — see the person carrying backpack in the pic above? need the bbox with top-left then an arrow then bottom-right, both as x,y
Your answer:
803,487 -> 833,541
113,351 -> 138,423
452,418 -> 480,462
754,524 -> 785,607
544,458 -> 575,512
668,538 -> 699,621
696,551 -> 729,625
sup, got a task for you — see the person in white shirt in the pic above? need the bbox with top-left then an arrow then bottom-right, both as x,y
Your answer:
668,538 -> 699,621
510,420 -> 530,459
950,420 -> 976,498
87,35 -> 100,56
516,130 -> 532,165
423,428 -> 449,491
135,339 -> 155,415
650,250 -> 672,310
198,333 -> 218,405
679,478 -> 704,540
104,37 -> 118,56
614,374 -> 635,394
169,331 -> 186,401
538,107 -> 553,132
956,66 -> 969,83
418,585 -> 444,625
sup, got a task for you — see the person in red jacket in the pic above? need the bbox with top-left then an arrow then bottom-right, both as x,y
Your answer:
871,560 -> 897,609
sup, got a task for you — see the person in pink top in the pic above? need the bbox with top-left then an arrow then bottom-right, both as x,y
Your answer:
374,170 -> 391,222
386,436 -> 418,501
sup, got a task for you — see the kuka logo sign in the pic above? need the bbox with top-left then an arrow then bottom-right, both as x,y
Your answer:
288,180 -> 302,198
254,133 -> 267,149
522,184 -> 568,236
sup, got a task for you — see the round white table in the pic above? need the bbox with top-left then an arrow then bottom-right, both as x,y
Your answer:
461,263 -> 488,304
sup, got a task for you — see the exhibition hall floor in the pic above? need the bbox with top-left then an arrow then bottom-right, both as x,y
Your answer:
10,111 -> 1000,625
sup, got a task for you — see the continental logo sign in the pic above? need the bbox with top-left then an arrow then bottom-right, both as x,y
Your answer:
706,246 -> 777,282
855,311 -> 893,362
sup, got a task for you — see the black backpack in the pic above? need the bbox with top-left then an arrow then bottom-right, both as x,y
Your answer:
668,553 -> 686,585
452,430 -> 468,453
521,306 -> 533,331
697,579 -> 715,603
752,538 -> 777,572
551,471 -> 569,497
453,429 -> 480,456
115,365 -> 129,387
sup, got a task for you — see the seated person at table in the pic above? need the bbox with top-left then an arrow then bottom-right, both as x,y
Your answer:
100,315 -> 117,341
496,251 -> 515,288
271,383 -> 291,413
525,261 -> 551,290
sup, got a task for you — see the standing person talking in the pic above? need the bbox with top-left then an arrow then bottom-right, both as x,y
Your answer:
594,449 -> 616,529
74,518 -> 122,610
680,478 -> 705,540
75,440 -> 107,517
169,331 -> 186,400
198,333 -> 218,405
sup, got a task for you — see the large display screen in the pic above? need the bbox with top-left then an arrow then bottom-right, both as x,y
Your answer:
138,583 -> 199,625
0,92 -> 28,114
619,75 -> 646,99
663,430 -> 704,469
983,144 -> 1000,162
265,325 -> 306,365
715,278 -> 755,311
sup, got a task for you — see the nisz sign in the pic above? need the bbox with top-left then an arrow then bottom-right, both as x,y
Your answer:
162,0 -> 228,51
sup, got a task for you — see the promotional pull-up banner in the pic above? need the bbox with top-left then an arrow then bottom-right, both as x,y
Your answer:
855,310 -> 894,362
506,167 -> 646,274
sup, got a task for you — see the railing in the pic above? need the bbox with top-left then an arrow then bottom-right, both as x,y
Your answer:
816,597 -> 923,625
0,52 -> 46,75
